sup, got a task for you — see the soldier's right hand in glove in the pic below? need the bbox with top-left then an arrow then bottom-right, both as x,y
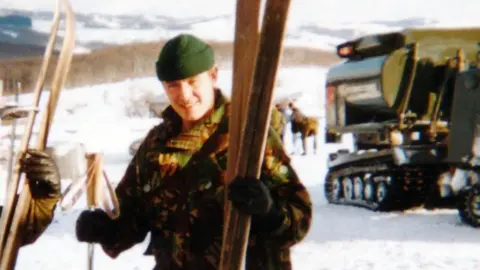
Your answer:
20,149 -> 61,199
228,176 -> 286,234
75,209 -> 115,245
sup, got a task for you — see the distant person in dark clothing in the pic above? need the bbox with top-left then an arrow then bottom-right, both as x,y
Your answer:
288,102 -> 318,155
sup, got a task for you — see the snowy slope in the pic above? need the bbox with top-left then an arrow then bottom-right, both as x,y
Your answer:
2,66 -> 478,270
0,0 -> 479,269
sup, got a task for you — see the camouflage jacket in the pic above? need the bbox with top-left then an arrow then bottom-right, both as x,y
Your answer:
101,90 -> 312,270
270,107 -> 287,136
0,196 -> 58,246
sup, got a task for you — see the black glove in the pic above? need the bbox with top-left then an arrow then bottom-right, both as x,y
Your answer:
228,176 -> 273,215
228,176 -> 285,233
20,149 -> 61,199
76,209 -> 115,245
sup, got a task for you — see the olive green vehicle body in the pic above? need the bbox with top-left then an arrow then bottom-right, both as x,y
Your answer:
323,27 -> 480,223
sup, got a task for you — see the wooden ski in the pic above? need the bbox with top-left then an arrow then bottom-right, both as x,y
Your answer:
219,0 -> 292,269
220,0 -> 261,268
59,155 -> 120,218
60,152 -> 120,270
0,0 -> 76,268
0,0 -> 62,258
82,153 -> 120,270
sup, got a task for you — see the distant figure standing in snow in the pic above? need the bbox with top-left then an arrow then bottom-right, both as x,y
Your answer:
288,101 -> 318,155
74,33 -> 312,270
270,103 -> 287,142
0,149 -> 61,246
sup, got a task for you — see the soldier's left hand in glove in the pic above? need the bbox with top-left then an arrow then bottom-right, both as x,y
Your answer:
20,149 -> 61,199
227,176 -> 285,234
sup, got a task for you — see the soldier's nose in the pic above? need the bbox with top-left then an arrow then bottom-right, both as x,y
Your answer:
177,83 -> 194,100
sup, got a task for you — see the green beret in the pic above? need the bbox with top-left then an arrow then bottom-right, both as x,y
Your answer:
155,34 -> 215,82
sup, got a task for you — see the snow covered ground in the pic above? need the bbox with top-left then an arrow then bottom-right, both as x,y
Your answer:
0,0 -> 480,269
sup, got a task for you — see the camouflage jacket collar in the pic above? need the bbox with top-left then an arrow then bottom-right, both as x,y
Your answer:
159,89 -> 228,151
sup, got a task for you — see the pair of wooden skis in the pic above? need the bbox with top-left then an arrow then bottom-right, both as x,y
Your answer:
220,0 -> 292,269
0,0 -> 76,268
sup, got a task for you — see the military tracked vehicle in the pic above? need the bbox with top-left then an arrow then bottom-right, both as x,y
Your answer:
324,27 -> 480,226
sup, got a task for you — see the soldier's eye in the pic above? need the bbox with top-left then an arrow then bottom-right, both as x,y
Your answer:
188,79 -> 199,86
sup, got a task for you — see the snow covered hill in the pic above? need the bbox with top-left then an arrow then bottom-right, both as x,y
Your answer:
2,0 -> 480,52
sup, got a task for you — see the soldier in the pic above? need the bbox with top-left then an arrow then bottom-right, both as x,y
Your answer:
0,149 -> 61,246
75,33 -> 312,270
270,104 -> 287,142
288,102 -> 318,155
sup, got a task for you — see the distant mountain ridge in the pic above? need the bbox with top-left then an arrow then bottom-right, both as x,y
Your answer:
0,41 -> 50,59
0,13 -> 56,59
0,12 -> 338,94
0,14 -> 32,28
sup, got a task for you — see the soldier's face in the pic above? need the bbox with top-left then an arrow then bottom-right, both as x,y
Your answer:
162,67 -> 218,122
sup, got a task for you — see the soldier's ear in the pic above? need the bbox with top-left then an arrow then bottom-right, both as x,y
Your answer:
209,65 -> 218,83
